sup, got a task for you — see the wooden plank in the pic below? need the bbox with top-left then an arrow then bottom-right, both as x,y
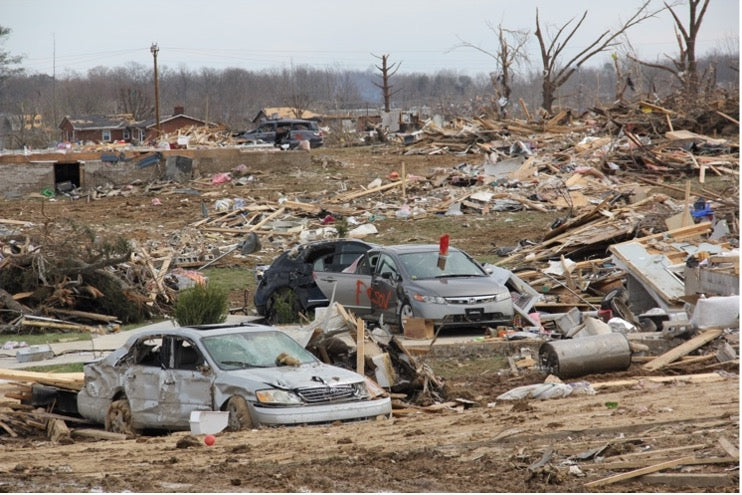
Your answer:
718,436 -> 739,460
356,317 -> 365,376
591,372 -> 727,390
0,369 -> 84,390
639,473 -> 733,488
643,329 -> 723,371
591,456 -> 737,471
332,180 -> 403,202
49,308 -> 119,323
71,428 -> 128,441
583,456 -> 694,488
248,207 -> 286,232
610,443 -> 706,460
0,218 -> 33,226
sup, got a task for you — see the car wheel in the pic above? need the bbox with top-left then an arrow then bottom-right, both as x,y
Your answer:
105,398 -> 138,435
266,288 -> 301,324
397,301 -> 414,334
226,395 -> 254,431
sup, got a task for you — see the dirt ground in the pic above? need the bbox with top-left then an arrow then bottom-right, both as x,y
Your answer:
0,368 -> 738,492
0,147 -> 739,492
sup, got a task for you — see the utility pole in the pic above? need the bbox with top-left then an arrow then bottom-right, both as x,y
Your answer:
150,43 -> 161,138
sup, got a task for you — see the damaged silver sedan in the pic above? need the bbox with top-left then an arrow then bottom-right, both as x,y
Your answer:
76,324 -> 391,434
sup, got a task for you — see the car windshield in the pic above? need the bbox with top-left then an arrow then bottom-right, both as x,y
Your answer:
399,251 -> 485,280
201,331 -> 317,370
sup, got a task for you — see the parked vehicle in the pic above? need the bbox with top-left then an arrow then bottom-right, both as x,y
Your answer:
241,119 -> 324,148
76,323 -> 391,434
254,239 -> 376,323
314,244 -> 514,332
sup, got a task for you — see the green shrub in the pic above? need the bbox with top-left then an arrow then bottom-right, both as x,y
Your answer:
174,283 -> 228,326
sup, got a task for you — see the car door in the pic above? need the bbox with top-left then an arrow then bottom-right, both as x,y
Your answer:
157,337 -> 213,427
122,336 -> 166,427
314,251 -> 376,316
253,122 -> 276,142
370,253 -> 403,325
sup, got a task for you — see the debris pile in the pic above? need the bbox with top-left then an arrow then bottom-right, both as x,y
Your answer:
0,228 -> 178,331
298,303 -> 448,411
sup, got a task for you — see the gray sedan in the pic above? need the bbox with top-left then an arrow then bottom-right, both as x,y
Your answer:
76,324 -> 391,434
314,244 -> 514,332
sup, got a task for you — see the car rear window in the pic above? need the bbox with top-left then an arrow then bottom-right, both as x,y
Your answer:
291,122 -> 317,131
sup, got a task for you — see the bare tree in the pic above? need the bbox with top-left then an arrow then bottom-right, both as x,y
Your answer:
0,26 -> 23,83
117,88 -> 153,120
371,53 -> 401,112
534,0 -> 661,113
628,0 -> 711,100
453,23 -> 529,119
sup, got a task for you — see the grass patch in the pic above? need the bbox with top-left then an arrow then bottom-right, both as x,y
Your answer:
24,362 -> 84,373
0,331 -> 92,346
203,266 -> 254,310
428,355 -> 508,381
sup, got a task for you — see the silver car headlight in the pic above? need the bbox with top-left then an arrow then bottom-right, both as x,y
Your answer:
413,292 -> 446,304
255,389 -> 303,405
354,382 -> 370,399
494,291 -> 511,302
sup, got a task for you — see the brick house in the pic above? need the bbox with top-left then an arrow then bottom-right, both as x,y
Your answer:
142,106 -> 211,141
59,107 -> 211,144
59,114 -> 140,144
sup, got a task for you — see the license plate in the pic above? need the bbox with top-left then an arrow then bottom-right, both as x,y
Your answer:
465,307 -> 484,320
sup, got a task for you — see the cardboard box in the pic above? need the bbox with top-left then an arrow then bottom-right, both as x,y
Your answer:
402,318 -> 435,340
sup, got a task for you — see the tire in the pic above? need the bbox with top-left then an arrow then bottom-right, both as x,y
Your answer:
225,395 -> 254,431
105,398 -> 138,435
396,301 -> 414,334
266,288 -> 301,324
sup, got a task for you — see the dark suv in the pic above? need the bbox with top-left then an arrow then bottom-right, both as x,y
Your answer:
254,239 -> 375,323
242,119 -> 324,148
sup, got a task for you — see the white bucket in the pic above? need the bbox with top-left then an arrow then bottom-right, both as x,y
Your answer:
189,411 -> 229,435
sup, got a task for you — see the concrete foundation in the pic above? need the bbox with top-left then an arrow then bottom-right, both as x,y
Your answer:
0,147 -> 311,199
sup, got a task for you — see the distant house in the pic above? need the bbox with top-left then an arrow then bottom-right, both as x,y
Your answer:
59,107 -> 213,144
59,114 -> 139,144
252,107 -> 322,123
1,113 -> 45,148
141,106 -> 212,141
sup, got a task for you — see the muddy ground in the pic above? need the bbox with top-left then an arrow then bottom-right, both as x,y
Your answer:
0,368 -> 738,492
0,147 -> 739,492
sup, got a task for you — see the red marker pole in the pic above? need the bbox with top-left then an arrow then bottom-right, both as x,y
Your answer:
437,234 -> 450,270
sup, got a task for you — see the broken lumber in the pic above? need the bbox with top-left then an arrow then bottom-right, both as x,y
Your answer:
717,435 -> 739,460
71,428 -> 128,441
643,329 -> 723,371
0,369 -> 84,390
637,473 -> 734,488
584,456 -> 694,488
591,372 -> 727,390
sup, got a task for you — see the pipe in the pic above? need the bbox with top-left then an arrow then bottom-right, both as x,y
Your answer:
539,333 -> 631,379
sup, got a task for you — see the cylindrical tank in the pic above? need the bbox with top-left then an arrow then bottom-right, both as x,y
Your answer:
539,333 -> 631,379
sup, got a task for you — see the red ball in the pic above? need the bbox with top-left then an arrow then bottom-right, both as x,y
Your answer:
204,434 -> 216,446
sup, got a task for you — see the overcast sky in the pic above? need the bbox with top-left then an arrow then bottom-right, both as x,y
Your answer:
3,0 -> 739,77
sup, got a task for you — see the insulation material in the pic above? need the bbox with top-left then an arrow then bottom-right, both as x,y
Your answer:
689,295 -> 740,329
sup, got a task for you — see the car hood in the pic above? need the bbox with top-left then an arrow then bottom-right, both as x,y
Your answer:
410,277 -> 507,297
225,362 -> 363,390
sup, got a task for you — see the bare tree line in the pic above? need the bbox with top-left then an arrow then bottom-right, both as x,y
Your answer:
0,0 -> 737,148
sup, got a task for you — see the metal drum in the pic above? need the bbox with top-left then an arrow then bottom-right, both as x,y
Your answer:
539,333 -> 632,379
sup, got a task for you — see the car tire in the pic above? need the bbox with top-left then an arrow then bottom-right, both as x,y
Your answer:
396,301 -> 414,335
105,398 -> 138,435
266,288 -> 301,324
226,395 -> 254,431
